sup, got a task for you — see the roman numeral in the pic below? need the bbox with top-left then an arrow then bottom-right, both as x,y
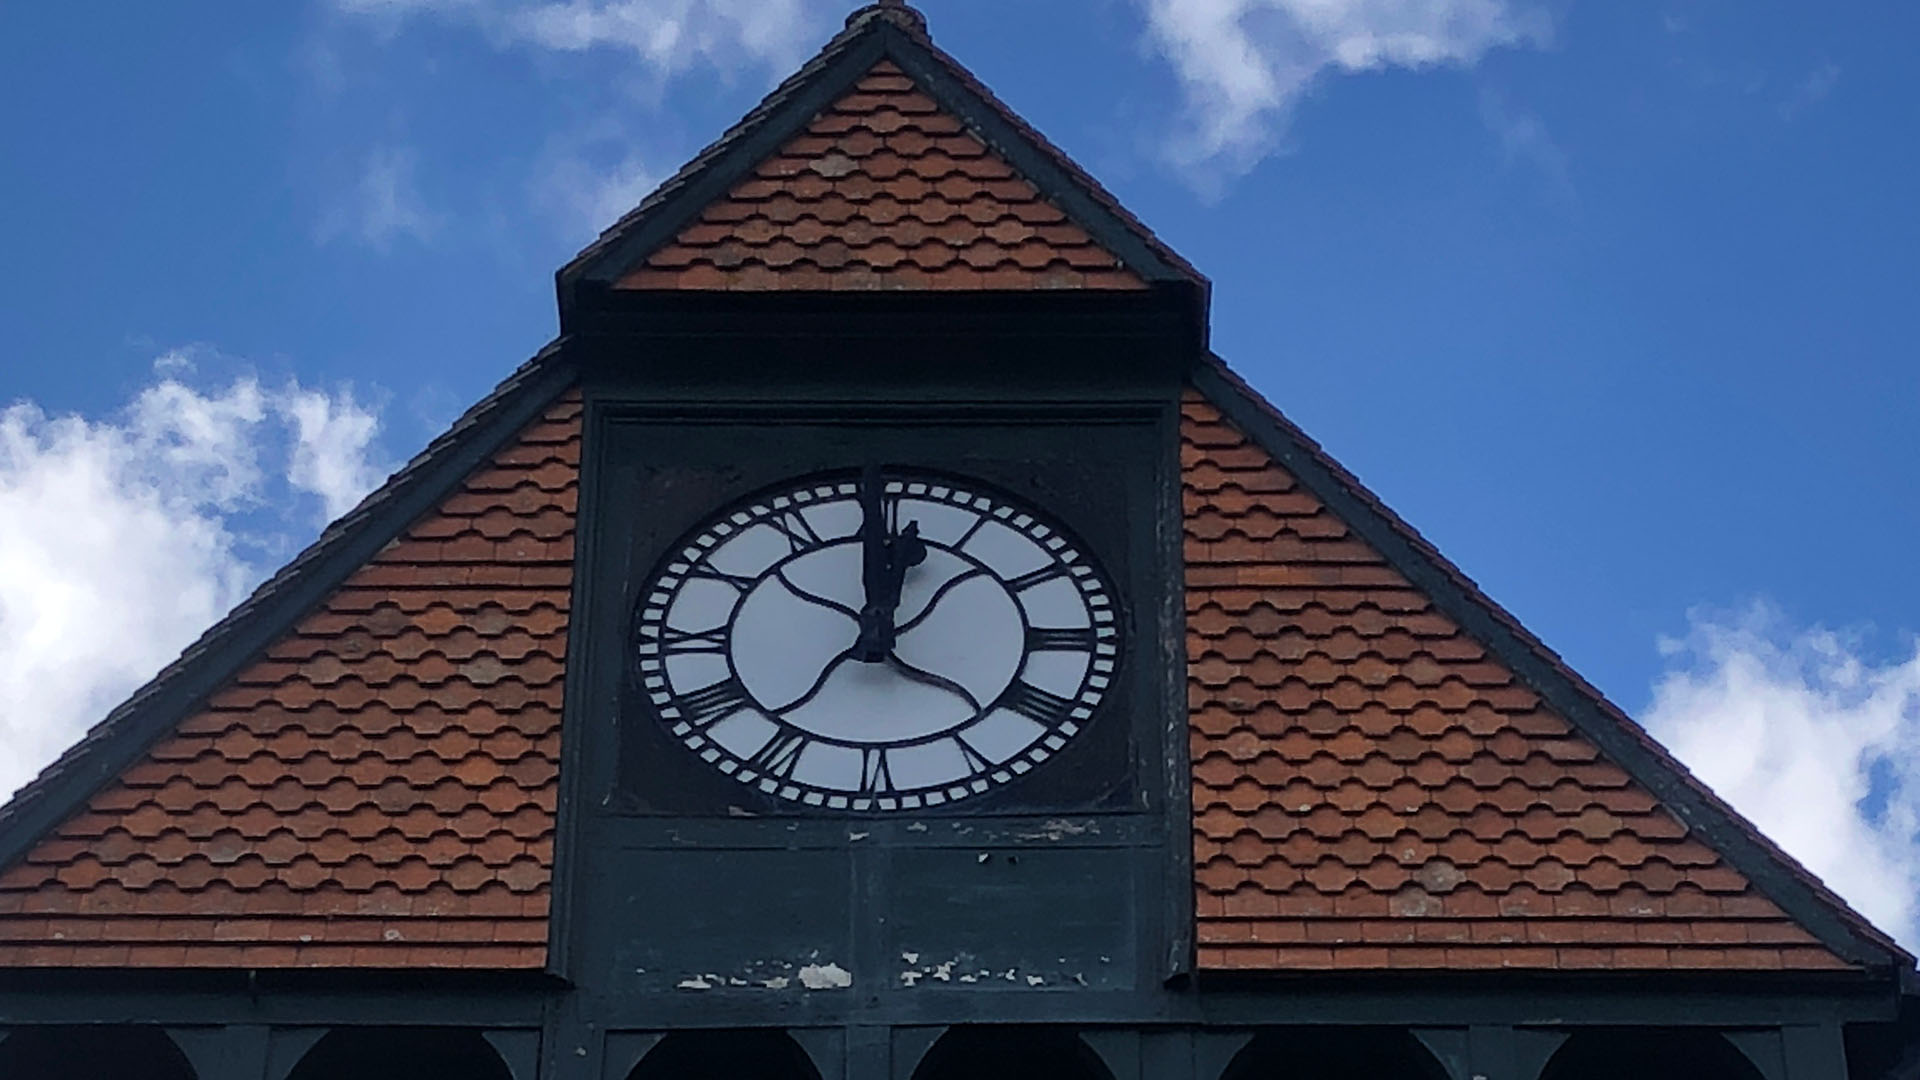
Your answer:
1005,564 -> 1069,592
747,729 -> 809,780
661,626 -> 729,654
765,510 -> 823,552
996,680 -> 1077,729
687,564 -> 756,591
676,678 -> 751,728
1026,626 -> 1097,652
858,748 -> 895,795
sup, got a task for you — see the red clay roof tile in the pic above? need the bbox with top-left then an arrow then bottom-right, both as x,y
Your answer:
1182,391 -> 1855,973
0,393 -> 580,969
616,62 -> 1144,293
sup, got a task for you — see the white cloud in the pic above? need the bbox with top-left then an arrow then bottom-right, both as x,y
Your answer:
1644,604 -> 1920,949
0,359 -> 389,799
334,0 -> 816,81
1139,0 -> 1550,180
531,134 -> 661,241
277,385 -> 387,521
318,146 -> 439,251
330,1 -> 812,239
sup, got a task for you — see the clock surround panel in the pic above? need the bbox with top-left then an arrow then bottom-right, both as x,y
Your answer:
594,409 -> 1172,818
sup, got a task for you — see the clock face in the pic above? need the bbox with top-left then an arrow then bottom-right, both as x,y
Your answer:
633,469 -> 1120,812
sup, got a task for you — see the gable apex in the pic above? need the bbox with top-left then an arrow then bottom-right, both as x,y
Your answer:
558,3 -> 1205,316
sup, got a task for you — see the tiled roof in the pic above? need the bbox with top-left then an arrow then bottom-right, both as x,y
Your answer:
615,61 -> 1145,292
1182,391 -> 1855,972
0,395 -> 580,968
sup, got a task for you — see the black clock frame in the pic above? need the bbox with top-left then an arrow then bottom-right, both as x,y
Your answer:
629,466 -> 1124,814
598,415 -> 1162,819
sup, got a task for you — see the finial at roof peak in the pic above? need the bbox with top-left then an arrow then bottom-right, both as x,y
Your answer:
846,0 -> 929,34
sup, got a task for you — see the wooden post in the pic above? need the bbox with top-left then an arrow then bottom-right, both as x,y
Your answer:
1465,1025 -> 1567,1080
1781,1024 -> 1850,1080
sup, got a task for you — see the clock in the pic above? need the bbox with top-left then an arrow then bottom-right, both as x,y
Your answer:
632,467 -> 1121,812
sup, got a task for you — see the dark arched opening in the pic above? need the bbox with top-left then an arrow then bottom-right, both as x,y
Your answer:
0,1024 -> 197,1080
1219,1027 -> 1449,1080
911,1025 -> 1113,1080
626,1029 -> 823,1080
1541,1029 -> 1765,1080
285,1027 -> 511,1080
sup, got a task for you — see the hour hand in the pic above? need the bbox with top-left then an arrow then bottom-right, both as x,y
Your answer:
891,520 -> 927,578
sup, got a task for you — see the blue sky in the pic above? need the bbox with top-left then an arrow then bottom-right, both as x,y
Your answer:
2,1 -> 1917,940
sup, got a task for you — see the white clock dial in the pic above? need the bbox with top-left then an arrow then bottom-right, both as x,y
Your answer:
633,471 -> 1120,812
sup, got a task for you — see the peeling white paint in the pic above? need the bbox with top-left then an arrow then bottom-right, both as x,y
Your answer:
797,962 -> 853,990
958,973 -> 978,983
762,976 -> 790,989
902,951 -> 920,964
1026,975 -> 1045,986
676,976 -> 713,990
932,960 -> 954,981
1016,818 -> 1098,841
977,852 -> 991,863
848,831 -> 870,841
907,822 -> 928,832
900,971 -> 923,986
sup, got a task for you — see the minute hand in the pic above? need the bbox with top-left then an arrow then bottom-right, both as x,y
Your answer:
855,466 -> 892,662
855,483 -> 927,661
855,470 -> 927,659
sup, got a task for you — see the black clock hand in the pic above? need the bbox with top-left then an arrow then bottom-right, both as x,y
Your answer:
855,466 -> 929,662
891,566 -> 985,638
855,464 -> 893,661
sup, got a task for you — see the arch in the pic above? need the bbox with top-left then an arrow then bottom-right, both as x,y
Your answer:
0,1024 -> 198,1080
284,1027 -> 511,1080
910,1025 -> 1114,1080
1540,1029 -> 1766,1080
1218,1027 -> 1450,1080
625,1029 -> 824,1080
